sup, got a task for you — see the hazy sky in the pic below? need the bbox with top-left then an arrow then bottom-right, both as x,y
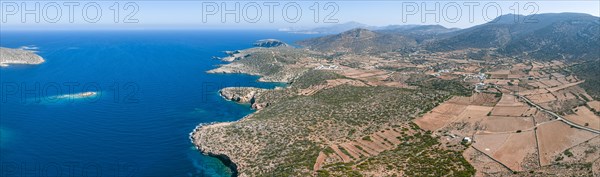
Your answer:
2,0 -> 599,30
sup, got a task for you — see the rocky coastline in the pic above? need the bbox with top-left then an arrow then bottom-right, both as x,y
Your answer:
190,122 -> 240,177
206,42 -> 320,83
191,86 -> 276,176
192,40 -> 295,176
219,87 -> 273,110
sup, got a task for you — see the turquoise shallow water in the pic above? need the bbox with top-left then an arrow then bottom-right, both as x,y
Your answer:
0,30 -> 317,177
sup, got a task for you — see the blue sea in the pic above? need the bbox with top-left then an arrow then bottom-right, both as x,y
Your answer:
0,30 -> 318,177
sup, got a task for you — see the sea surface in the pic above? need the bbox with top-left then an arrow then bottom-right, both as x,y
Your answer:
0,30 -> 318,177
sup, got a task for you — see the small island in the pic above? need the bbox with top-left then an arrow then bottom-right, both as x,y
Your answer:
54,91 -> 98,99
0,47 -> 44,67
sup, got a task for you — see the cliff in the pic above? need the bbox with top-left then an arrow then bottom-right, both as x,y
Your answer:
220,87 -> 265,103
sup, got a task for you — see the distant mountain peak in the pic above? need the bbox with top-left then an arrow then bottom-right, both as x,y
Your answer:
341,21 -> 367,26
340,28 -> 376,38
299,13 -> 599,62
283,21 -> 370,34
491,13 -> 526,24
344,28 -> 372,33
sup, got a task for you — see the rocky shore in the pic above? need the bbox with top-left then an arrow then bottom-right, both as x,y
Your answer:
213,39 -> 289,62
219,87 -> 266,104
0,47 -> 44,67
206,42 -> 322,83
190,122 -> 240,177
219,87 -> 274,110
190,86 -> 282,176
192,40 -> 310,176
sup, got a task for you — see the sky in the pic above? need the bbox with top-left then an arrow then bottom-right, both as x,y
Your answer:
1,0 -> 599,30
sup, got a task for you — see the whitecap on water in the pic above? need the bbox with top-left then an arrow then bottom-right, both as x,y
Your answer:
19,45 -> 39,51
29,91 -> 101,105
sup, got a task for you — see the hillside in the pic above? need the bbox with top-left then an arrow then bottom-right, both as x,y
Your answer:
290,21 -> 371,34
193,80 -> 474,176
296,28 -> 418,53
299,13 -> 599,62
207,46 -> 323,82
571,59 -> 600,100
377,24 -> 459,43
427,13 -> 600,61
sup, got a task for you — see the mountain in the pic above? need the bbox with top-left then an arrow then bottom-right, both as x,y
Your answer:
284,21 -> 371,34
375,24 -> 422,31
378,24 -> 457,34
377,25 -> 460,42
296,24 -> 461,53
296,28 -> 418,53
298,13 -> 599,62
427,13 -> 600,61
286,22 -> 456,36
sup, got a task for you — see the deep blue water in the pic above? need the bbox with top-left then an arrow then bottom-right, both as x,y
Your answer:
0,30 -> 318,177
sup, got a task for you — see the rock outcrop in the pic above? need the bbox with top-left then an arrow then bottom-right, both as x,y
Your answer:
219,87 -> 266,104
217,50 -> 250,62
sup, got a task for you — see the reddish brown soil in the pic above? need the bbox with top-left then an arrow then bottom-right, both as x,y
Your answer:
536,121 -> 598,166
472,131 -> 538,171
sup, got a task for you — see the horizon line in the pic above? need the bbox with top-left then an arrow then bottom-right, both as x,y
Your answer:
2,12 -> 598,31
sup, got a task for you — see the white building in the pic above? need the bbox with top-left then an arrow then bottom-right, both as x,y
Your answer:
462,137 -> 472,144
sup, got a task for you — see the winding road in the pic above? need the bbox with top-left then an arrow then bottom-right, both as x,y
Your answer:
475,83 -> 599,134
516,94 -> 600,134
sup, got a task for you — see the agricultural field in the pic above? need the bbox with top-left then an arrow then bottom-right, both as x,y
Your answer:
472,131 -> 538,171
536,121 -> 598,166
564,106 -> 600,131
412,59 -> 600,175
